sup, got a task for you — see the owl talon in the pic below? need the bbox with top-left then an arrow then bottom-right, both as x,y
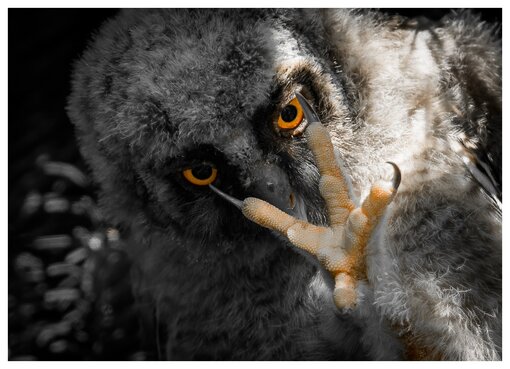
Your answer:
209,184 -> 244,209
295,92 -> 320,124
386,161 -> 402,195
228,94 -> 399,310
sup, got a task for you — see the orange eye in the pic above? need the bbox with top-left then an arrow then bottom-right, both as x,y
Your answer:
277,97 -> 304,130
182,164 -> 218,186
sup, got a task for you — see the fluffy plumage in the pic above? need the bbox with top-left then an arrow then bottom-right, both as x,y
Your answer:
67,9 -> 501,360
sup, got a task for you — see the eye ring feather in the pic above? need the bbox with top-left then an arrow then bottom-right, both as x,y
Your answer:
277,97 -> 304,130
183,164 -> 218,186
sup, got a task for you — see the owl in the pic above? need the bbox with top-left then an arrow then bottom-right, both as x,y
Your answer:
67,9 -> 501,360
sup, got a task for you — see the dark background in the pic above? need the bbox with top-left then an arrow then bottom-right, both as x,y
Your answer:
8,8 -> 502,360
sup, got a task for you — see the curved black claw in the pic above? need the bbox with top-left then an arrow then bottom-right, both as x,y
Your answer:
386,161 -> 401,193
209,184 -> 243,209
295,92 -> 321,124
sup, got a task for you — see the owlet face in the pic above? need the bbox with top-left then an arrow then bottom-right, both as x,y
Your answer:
68,9 -> 355,249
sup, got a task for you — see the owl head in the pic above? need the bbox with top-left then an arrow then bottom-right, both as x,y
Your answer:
68,9 -> 366,256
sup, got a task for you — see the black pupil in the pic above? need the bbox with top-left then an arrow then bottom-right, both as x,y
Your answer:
192,165 -> 213,180
280,105 -> 298,122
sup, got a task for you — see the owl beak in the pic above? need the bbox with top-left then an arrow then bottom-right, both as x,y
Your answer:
247,163 -> 298,213
209,162 -> 301,216
210,183 -> 306,223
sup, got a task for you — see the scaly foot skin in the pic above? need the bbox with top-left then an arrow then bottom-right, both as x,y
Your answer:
242,94 -> 400,310
211,93 -> 401,310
